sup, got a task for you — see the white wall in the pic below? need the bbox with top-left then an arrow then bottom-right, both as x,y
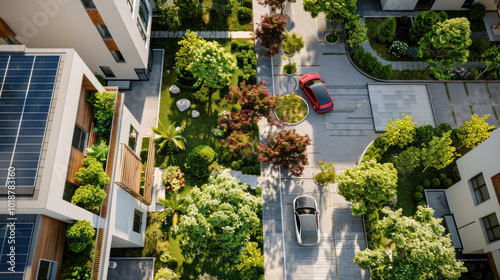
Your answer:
380,0 -> 418,10
380,0 -> 497,10
431,0 -> 465,10
446,129 -> 500,255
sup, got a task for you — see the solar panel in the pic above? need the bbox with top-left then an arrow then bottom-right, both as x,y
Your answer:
0,222 -> 34,280
0,54 -> 60,193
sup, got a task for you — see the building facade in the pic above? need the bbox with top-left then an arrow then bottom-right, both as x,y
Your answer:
380,0 -> 497,11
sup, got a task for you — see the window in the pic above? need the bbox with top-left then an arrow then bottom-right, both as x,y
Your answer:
72,125 -> 88,153
63,181 -> 78,202
470,173 -> 490,205
137,19 -> 147,43
482,213 -> 500,243
95,25 -> 112,39
3,37 -> 20,45
133,209 -> 143,233
110,50 -> 125,62
462,0 -> 474,8
138,0 -> 150,29
129,125 -> 138,152
127,0 -> 134,13
81,0 -> 96,8
135,68 -> 148,80
36,259 -> 57,280
100,66 -> 115,78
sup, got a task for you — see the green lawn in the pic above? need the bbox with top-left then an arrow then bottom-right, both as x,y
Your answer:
391,70 -> 435,80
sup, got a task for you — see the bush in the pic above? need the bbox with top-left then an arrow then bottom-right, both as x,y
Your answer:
423,179 -> 431,188
372,62 -> 383,78
71,185 -> 106,207
416,185 -> 424,193
444,179 -> 453,187
255,187 -> 262,196
162,166 -> 185,192
185,145 -> 217,178
75,157 -> 110,188
381,64 -> 393,79
242,0 -> 252,9
417,200 -> 427,207
66,220 -> 95,253
440,173 -> 448,181
87,91 -> 116,138
388,41 -> 409,58
416,124 -> 434,144
231,41 -> 240,51
469,38 -> 490,61
435,123 -> 452,137
409,11 -> 448,43
237,7 -> 253,24
376,17 -> 396,43
167,257 -> 178,270
175,69 -> 202,91
468,3 -> 486,21
413,192 -> 424,202
407,47 -> 419,59
154,267 -> 179,280
231,161 -> 242,170
432,178 -> 441,187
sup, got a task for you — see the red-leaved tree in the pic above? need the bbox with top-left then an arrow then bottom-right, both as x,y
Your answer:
258,129 -> 311,176
258,0 -> 286,14
254,13 -> 287,57
219,110 -> 259,134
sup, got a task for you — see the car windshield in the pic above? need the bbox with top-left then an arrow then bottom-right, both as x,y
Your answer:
309,83 -> 331,106
301,231 -> 319,244
296,208 -> 316,215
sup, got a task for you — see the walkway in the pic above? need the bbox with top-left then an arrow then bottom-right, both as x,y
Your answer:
152,30 -> 253,39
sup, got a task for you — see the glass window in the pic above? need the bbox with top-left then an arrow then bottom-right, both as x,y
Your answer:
36,259 -> 57,280
99,66 -> 115,78
133,209 -> 143,233
96,25 -> 112,39
129,125 -> 138,152
471,173 -> 490,205
81,0 -> 96,8
72,124 -> 88,153
137,19 -> 147,43
110,51 -> 125,62
138,0 -> 150,29
127,0 -> 134,13
63,181 -> 78,202
134,68 -> 148,80
482,213 -> 500,243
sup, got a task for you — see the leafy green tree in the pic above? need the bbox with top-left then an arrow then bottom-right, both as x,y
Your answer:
173,170 -> 263,261
382,114 -> 417,151
479,45 -> 500,78
345,14 -> 368,48
157,2 -> 181,31
457,114 -> 495,149
75,157 -> 110,188
421,131 -> 457,170
337,160 -> 398,216
281,31 -> 304,70
409,11 -> 448,43
174,0 -> 199,21
376,17 -> 396,43
66,220 -> 95,253
354,206 -> 467,279
152,121 -> 187,154
418,17 -> 472,79
158,190 -> 187,227
393,146 -> 421,175
236,242 -> 265,280
303,0 -> 356,37
254,13 -> 287,57
257,129 -> 311,177
175,31 -> 205,71
154,267 -> 179,280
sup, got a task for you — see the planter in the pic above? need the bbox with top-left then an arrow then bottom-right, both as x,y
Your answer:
282,63 -> 297,76
324,33 -> 339,44
274,94 -> 309,125
314,171 -> 327,186
280,46 -> 296,58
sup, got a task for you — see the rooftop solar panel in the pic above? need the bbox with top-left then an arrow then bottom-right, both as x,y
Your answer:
0,54 -> 60,194
0,222 -> 34,279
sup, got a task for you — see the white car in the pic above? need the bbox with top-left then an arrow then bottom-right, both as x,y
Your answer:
293,196 -> 320,246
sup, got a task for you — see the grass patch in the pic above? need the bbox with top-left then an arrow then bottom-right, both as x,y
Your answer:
493,106 -> 499,122
445,83 -> 451,102
452,110 -> 458,126
390,70 -> 435,80
486,83 -> 493,99
470,105 -> 474,115
464,83 -> 469,96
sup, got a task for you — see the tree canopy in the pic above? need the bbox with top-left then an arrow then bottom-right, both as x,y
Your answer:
457,114 -> 495,149
479,45 -> 500,78
175,31 -> 205,71
253,13 -> 287,57
337,160 -> 398,216
382,114 -> 417,150
355,206 -> 467,280
421,131 -> 457,170
409,10 -> 448,43
173,169 -> 263,261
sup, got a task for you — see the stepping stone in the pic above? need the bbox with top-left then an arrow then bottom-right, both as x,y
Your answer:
192,110 -> 200,118
176,98 -> 191,112
169,85 -> 180,94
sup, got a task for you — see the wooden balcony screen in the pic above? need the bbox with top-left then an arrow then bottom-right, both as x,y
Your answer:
66,147 -> 85,185
116,144 -> 146,203
143,134 -> 156,205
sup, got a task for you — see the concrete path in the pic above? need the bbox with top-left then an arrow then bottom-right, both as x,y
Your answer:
152,30 -> 253,39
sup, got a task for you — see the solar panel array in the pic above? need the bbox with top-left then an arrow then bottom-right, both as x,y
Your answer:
0,222 -> 34,280
0,54 -> 60,192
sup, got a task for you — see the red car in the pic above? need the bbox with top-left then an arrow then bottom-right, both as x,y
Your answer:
299,73 -> 334,113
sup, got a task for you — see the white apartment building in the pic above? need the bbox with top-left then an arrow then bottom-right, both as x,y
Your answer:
446,128 -> 500,276
0,0 -> 154,80
0,45 -> 155,280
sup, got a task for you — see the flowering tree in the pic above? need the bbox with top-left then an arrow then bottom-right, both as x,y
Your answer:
254,13 -> 287,57
337,160 -> 398,216
258,0 -> 286,14
457,114 -> 495,149
173,170 -> 263,261
258,129 -> 311,176
175,31 -> 205,71
221,130 -> 254,158
355,207 -> 467,279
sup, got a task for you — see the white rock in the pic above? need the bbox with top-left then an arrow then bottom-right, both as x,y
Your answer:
192,110 -> 200,118
169,85 -> 180,94
176,98 -> 191,112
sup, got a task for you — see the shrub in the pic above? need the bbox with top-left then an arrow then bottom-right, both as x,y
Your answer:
237,7 -> 253,24
435,123 -> 452,137
432,178 -> 441,187
242,0 -> 252,8
416,124 -> 435,144
231,41 -> 240,51
68,266 -> 91,280
469,38 -> 490,60
87,91 -> 116,138
231,161 -> 242,170
184,145 -> 217,178
388,41 -> 409,58
175,69 -> 201,91
162,166 -> 185,192
255,187 -> 262,196
358,52 -> 371,70
352,45 -> 364,64
86,141 -> 109,163
416,185 -> 424,193
75,157 -> 110,188
376,17 -> 396,43
71,185 -> 106,207
468,3 -> 486,21
407,47 -> 419,59
417,200 -> 427,207
409,11 -> 448,43
167,257 -> 178,270
413,192 -> 424,202
440,173 -> 448,181
423,179 -> 431,188
372,62 -> 383,78
381,64 -> 393,79
444,179 -> 453,187
450,67 -> 477,80
154,267 -> 179,280
66,220 -> 95,253
236,242 -> 264,280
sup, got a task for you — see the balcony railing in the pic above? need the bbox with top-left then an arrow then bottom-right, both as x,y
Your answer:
116,144 -> 143,200
143,134 -> 155,205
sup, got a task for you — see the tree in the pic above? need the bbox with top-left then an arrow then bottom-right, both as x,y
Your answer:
253,13 -> 287,57
354,206 -> 467,279
457,114 -> 495,149
159,190 -> 187,227
85,141 -> 109,163
479,45 -> 500,78
337,160 -> 398,216
303,0 -> 357,36
393,147 -> 421,175
258,0 -> 286,14
409,11 -> 448,43
376,17 -> 396,43
174,0 -> 199,21
281,31 -> 304,71
257,129 -> 311,177
173,169 -> 263,261
184,145 -> 217,178
154,267 -> 179,280
157,2 -> 181,31
175,31 -> 205,71
382,114 -> 417,151
345,14 -> 368,48
188,40 -> 237,112
421,131 -> 457,170
152,121 -> 187,154
418,18 -> 472,79
66,220 -> 95,253
236,242 -> 265,280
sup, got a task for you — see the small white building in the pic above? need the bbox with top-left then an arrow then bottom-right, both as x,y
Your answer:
0,45 -> 156,280
379,0 -> 497,11
446,128 -> 500,276
0,0 -> 153,80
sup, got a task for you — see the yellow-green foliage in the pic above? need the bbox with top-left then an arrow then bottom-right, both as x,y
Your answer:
383,114 -> 417,150
458,114 -> 495,148
422,131 -> 457,170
